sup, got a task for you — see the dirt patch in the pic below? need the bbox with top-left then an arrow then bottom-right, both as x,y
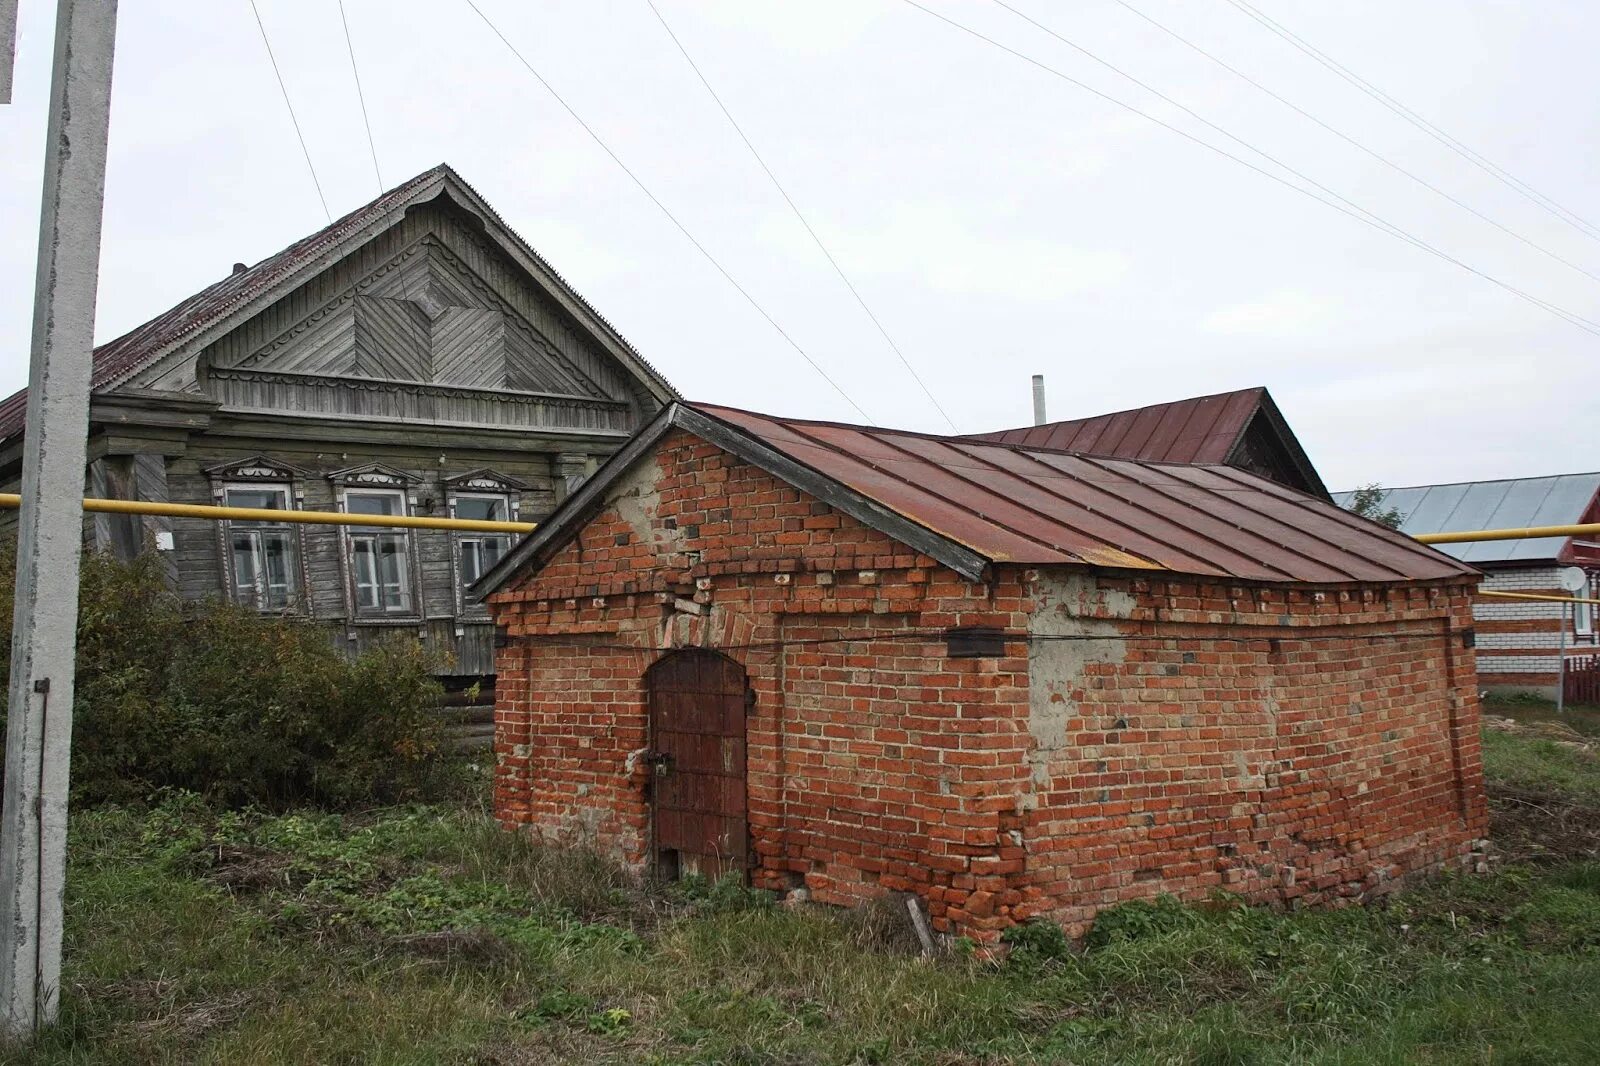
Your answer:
207,843 -> 299,893
1490,782 -> 1600,865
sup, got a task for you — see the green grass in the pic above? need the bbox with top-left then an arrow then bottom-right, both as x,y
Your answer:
6,732 -> 1600,1064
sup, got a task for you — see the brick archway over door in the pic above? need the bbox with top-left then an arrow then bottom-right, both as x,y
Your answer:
645,649 -> 750,881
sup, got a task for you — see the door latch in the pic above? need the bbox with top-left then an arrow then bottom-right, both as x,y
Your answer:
643,750 -> 674,777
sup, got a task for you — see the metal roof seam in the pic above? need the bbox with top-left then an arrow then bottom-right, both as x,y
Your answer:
1201,465 -> 1442,581
868,434 -> 1168,567
1073,455 -> 1325,582
992,445 -> 1275,577
768,419 -> 1060,562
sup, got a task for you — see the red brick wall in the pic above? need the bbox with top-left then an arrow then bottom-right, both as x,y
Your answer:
489,430 -> 1486,941
1016,572 -> 1484,937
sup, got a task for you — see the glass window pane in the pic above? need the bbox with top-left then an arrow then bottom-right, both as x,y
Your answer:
226,487 -> 287,512
353,538 -> 379,609
347,491 -> 403,516
377,535 -> 410,611
461,540 -> 483,587
262,533 -> 293,610
455,496 -> 504,522
231,532 -> 260,607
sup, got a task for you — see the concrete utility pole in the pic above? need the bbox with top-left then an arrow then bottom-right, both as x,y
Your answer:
0,0 -> 118,1038
1,0 -> 18,104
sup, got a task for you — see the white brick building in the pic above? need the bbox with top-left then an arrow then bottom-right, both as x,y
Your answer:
1337,475 -> 1600,699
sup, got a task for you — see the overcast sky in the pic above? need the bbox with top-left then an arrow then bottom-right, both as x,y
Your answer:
3,0 -> 1597,490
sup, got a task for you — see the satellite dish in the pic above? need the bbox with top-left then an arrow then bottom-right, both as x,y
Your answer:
1558,566 -> 1588,593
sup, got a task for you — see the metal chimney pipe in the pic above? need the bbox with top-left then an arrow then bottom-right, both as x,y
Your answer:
1031,374 -> 1047,426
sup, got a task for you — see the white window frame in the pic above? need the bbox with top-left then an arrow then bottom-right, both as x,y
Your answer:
449,489 -> 517,617
1577,576 -> 1595,639
339,484 -> 422,621
220,481 -> 302,612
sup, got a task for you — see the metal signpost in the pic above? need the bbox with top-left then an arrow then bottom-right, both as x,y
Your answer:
0,0 -> 118,1039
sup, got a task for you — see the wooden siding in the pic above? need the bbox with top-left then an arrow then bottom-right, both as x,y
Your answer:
207,368 -> 632,433
161,439 -> 559,676
144,203 -> 643,410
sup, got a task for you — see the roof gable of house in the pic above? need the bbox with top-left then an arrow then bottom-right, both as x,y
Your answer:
965,386 -> 1328,498
0,164 -> 677,440
474,402 -> 1473,598
1334,473 -> 1600,565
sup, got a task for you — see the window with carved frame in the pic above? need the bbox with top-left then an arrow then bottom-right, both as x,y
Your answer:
206,458 -> 306,613
330,465 -> 423,622
446,471 -> 523,615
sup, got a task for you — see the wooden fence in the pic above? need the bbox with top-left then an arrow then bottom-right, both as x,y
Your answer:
1566,654 -> 1600,707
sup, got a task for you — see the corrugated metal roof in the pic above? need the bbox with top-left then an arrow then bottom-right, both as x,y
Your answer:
966,387 -> 1265,462
0,164 -> 676,440
1334,474 -> 1600,564
696,404 -> 1472,584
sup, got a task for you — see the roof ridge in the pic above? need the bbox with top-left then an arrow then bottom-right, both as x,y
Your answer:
686,400 -> 1260,471
960,384 -> 1267,436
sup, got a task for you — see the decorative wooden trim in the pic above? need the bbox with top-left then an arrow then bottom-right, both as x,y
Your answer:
326,461 -> 422,488
203,454 -> 307,483
444,467 -> 528,493
203,465 -> 312,617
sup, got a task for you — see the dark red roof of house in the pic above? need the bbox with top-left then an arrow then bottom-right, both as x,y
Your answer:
967,386 -> 1266,461
966,386 -> 1327,499
696,404 -> 1467,584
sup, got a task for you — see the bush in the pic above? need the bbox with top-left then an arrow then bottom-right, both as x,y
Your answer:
0,543 -> 446,808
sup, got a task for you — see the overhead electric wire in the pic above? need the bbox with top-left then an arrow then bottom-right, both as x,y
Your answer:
338,0 -> 385,192
1110,0 -> 1600,288
247,0 -> 332,223
1223,0 -> 1600,245
461,0 -> 875,423
900,0 -> 1600,339
644,0 -> 959,432
986,0 -> 1600,332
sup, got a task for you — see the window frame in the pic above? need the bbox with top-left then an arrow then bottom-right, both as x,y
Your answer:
1576,575 -> 1595,639
331,469 -> 424,625
449,489 -> 517,617
205,458 -> 309,615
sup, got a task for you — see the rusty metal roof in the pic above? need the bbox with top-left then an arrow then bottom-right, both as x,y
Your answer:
473,402 -> 1477,596
968,386 -> 1266,460
0,165 -> 676,440
698,404 -> 1468,584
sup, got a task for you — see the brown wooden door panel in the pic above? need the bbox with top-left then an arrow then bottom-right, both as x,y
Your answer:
647,650 -> 749,881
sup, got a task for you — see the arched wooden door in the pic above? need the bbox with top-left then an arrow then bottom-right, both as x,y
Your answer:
645,649 -> 750,881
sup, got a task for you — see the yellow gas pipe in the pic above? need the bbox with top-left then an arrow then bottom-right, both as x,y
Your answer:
1414,522 -> 1600,545
0,493 -> 535,535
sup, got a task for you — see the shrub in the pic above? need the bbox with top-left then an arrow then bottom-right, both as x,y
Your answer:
0,542 -> 445,807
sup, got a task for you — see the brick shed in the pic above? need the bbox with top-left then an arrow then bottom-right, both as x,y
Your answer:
474,402 -> 1488,942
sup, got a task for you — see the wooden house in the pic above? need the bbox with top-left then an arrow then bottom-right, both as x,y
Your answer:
0,165 -> 677,680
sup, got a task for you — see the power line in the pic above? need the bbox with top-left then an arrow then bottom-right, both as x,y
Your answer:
1111,0 -> 1600,288
337,0 -> 385,192
1222,0 -> 1600,246
644,0 -> 959,432
986,0 -> 1600,333
899,0 -> 1600,338
247,0 -> 331,223
461,0 -> 875,423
